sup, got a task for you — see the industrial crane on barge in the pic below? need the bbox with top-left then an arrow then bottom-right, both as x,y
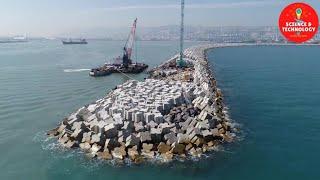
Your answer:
89,18 -> 148,77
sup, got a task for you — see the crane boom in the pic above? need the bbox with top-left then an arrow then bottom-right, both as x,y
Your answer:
124,18 -> 137,60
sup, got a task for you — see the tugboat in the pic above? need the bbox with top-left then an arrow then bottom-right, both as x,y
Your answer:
62,39 -> 88,45
89,18 -> 148,77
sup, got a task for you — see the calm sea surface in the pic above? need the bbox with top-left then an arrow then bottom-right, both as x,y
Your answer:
0,41 -> 319,179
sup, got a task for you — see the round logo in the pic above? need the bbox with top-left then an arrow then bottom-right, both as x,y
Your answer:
279,2 -> 319,43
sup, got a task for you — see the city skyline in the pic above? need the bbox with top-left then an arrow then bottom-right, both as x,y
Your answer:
0,0 -> 319,37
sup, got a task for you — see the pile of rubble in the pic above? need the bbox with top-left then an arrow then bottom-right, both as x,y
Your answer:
48,44 -> 236,164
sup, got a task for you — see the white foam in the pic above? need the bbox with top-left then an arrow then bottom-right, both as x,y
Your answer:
64,69 -> 90,73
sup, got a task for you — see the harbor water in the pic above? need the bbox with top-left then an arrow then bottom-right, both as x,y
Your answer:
0,41 -> 319,179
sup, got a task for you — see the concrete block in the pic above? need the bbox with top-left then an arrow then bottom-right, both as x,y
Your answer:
164,132 -> 177,145
177,133 -> 190,144
211,128 -> 220,137
158,123 -> 174,135
71,122 -> 86,131
150,128 -> 162,143
128,146 -> 139,160
65,140 -> 77,148
125,134 -> 140,147
97,109 -> 109,120
142,151 -> 156,159
97,151 -> 113,160
91,133 -> 106,146
104,123 -> 118,138
104,138 -> 120,151
91,143 -> 102,154
154,113 -> 164,124
138,131 -> 152,143
134,111 -> 144,122
148,121 -> 158,129
70,129 -> 83,142
79,142 -> 91,151
157,142 -> 171,154
171,142 -> 185,154
144,113 -> 155,123
111,146 -> 126,160
134,122 -> 145,132
82,132 -> 92,143
202,130 -> 214,142
142,143 -> 154,153
91,125 -> 100,134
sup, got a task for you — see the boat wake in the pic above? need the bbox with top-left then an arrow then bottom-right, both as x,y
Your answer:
64,69 -> 90,73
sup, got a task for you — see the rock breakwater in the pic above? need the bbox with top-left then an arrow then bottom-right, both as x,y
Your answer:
48,44 -> 237,164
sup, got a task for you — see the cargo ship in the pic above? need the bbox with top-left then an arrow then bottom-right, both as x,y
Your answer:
89,18 -> 148,77
62,39 -> 88,45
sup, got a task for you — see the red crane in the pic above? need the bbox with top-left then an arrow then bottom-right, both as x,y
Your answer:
123,18 -> 137,68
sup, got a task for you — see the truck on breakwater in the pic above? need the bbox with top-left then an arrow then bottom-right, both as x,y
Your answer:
48,44 -> 236,164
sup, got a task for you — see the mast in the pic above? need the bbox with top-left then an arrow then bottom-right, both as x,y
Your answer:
177,0 -> 185,67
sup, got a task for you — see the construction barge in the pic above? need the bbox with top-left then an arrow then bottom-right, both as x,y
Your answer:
90,63 -> 148,77
89,18 -> 148,77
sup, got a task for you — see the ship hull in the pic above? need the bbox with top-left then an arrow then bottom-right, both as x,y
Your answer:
62,40 -> 88,45
89,63 -> 148,77
0,40 -> 28,43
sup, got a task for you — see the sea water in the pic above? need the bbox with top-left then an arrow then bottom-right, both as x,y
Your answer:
0,42 -> 319,179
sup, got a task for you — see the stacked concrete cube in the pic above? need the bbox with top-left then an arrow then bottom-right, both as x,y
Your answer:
48,44 -> 236,164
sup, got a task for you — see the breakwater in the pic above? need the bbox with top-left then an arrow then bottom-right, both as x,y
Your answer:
47,44 -> 239,164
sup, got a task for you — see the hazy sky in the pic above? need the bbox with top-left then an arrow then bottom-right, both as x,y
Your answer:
0,0 -> 319,37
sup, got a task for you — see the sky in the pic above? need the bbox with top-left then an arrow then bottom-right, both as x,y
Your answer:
0,0 -> 319,37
